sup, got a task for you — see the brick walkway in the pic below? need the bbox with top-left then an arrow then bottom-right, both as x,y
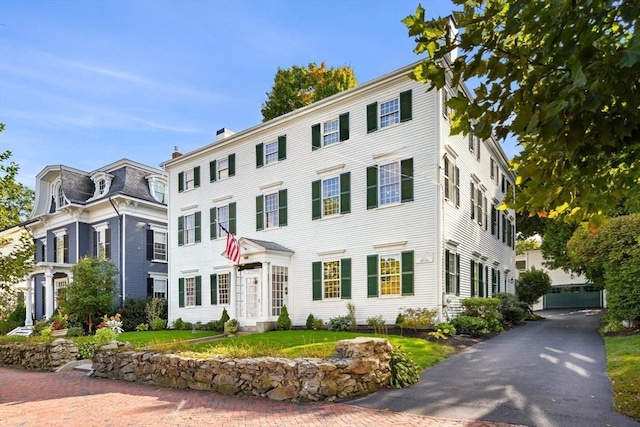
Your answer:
0,367 -> 523,427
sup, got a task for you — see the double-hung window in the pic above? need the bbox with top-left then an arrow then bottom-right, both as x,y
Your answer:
311,173 -> 351,219
210,154 -> 236,182
256,189 -> 287,230
178,276 -> 201,307
210,273 -> 230,305
56,183 -> 66,209
312,113 -> 349,150
53,231 -> 68,264
178,212 -> 201,246
445,249 -> 460,295
152,277 -> 167,299
256,136 -> 286,167
367,90 -> 412,133
178,166 -> 200,192
443,156 -> 460,207
367,251 -> 414,297
209,202 -> 236,239
367,159 -> 413,209
312,258 -> 351,300
153,231 -> 167,261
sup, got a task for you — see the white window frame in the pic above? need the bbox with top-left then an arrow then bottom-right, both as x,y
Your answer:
264,140 -> 278,165
379,253 -> 401,296
54,278 -> 68,309
218,273 -> 230,305
271,265 -> 288,316
184,213 -> 196,244
185,277 -> 196,307
445,249 -> 458,295
323,260 -> 341,299
153,230 -> 167,261
216,205 -> 230,238
379,97 -> 400,129
322,176 -> 340,216
93,223 -> 109,258
152,275 -> 167,299
56,182 -> 66,209
443,156 -> 459,207
184,169 -> 194,191
217,157 -> 229,180
379,161 -> 401,206
54,229 -> 66,264
323,118 -> 339,146
264,192 -> 279,229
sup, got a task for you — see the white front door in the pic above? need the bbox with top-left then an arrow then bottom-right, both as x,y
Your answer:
237,269 -> 261,320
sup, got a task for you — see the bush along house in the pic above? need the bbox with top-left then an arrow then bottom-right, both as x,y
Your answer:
23,159 -> 168,325
162,61 -> 517,332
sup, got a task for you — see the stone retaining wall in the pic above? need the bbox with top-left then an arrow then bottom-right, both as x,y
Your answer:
92,337 -> 392,402
0,338 -> 78,371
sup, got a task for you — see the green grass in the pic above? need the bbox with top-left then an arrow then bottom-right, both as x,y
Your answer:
115,330 -> 219,346
604,334 -> 640,421
175,330 -> 455,369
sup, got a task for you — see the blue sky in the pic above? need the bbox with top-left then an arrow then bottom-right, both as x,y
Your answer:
0,0 -> 518,188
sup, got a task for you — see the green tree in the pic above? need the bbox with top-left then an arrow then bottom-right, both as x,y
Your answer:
59,256 -> 118,333
261,62 -> 357,121
516,238 -> 540,255
540,220 -> 579,271
567,214 -> 640,323
403,1 -> 640,223
0,124 -> 36,314
516,268 -> 552,312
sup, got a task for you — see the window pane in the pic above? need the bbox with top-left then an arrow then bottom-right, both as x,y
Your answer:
322,177 -> 340,216
185,170 -> 194,190
219,273 -> 230,305
380,254 -> 401,295
379,162 -> 400,205
265,141 -> 278,164
186,277 -> 196,306
380,98 -> 399,128
217,205 -> 229,236
185,214 -> 195,244
218,158 -> 229,180
265,193 -> 279,228
271,266 -> 288,316
323,119 -> 339,146
154,231 -> 167,261
323,260 -> 340,299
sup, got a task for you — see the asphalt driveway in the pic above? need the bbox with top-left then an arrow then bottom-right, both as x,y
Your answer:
348,309 -> 639,427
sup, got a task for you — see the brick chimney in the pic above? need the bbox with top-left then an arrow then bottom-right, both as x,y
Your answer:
172,146 -> 182,159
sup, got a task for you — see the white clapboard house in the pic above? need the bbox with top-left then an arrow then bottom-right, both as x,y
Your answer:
163,62 -> 516,331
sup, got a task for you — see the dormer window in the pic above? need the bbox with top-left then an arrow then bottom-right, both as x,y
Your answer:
55,182 -> 67,209
90,172 -> 113,199
147,174 -> 167,203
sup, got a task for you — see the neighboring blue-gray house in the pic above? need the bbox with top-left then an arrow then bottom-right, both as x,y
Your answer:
23,159 -> 168,324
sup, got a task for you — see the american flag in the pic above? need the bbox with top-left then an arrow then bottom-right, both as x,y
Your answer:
220,224 -> 241,264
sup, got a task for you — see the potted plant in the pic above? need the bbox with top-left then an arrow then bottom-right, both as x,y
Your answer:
50,313 -> 68,337
224,318 -> 238,335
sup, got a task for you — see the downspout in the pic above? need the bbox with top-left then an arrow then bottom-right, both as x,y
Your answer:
108,197 -> 124,305
436,88 -> 445,322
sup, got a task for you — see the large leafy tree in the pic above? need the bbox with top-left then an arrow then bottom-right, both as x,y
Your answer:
59,256 -> 118,333
261,62 -> 357,121
403,1 -> 640,223
0,124 -> 35,315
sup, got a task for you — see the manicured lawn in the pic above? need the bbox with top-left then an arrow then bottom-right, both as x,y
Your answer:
176,330 -> 455,369
604,333 -> 640,421
116,330 -> 220,346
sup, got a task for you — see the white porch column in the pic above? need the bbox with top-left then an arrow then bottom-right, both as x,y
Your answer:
44,269 -> 54,319
24,275 -> 33,326
261,262 -> 270,320
230,267 -> 238,320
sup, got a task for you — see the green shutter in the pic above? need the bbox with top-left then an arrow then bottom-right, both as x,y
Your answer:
400,90 -> 412,122
178,172 -> 184,192
210,207 -> 217,240
312,180 -> 321,220
341,258 -> 352,299
178,278 -> 185,307
256,195 -> 264,231
366,166 -> 378,209
256,143 -> 264,168
445,249 -> 450,293
278,189 -> 287,226
367,254 -> 379,298
278,135 -> 286,161
497,270 -> 501,293
456,254 -> 461,296
479,263 -> 484,297
401,158 -> 414,202
340,172 -> 351,214
339,112 -> 349,141
195,275 -> 202,306
228,153 -> 236,177
193,166 -> 200,188
470,260 -> 476,297
178,216 -> 184,246
194,211 -> 201,242
366,102 -> 378,133
312,261 -> 322,301
401,251 -> 414,296
455,166 -> 460,207
229,202 -> 237,234
210,160 -> 217,182
210,274 -> 218,305
491,205 -> 496,235
470,182 -> 475,220
312,124 -> 321,150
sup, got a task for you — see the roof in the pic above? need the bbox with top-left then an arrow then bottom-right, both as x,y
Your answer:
243,238 -> 294,253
